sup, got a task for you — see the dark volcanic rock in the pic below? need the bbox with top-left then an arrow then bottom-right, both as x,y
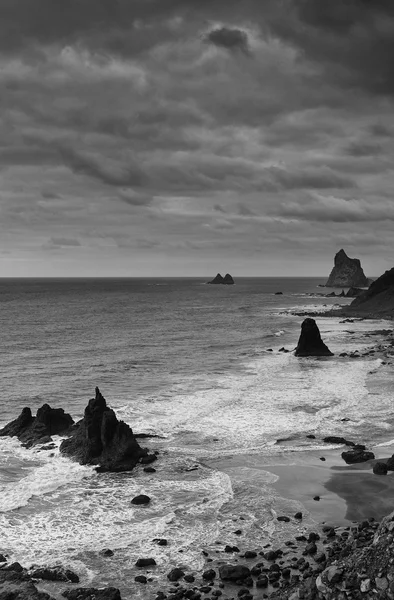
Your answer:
294,318 -> 334,357
60,388 -> 145,472
62,588 -> 121,600
207,273 -> 234,285
30,567 -> 79,583
325,249 -> 368,288
0,405 -> 74,448
346,287 -> 364,298
341,448 -> 375,464
0,563 -> 57,600
219,565 -> 251,581
373,462 -> 388,475
349,266 -> 394,316
131,494 -> 150,505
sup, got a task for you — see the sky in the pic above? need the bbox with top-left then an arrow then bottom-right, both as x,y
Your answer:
1,0 -> 394,277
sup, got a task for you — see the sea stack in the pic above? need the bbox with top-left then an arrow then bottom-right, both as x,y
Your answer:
295,318 -> 334,357
60,387 -> 148,472
207,273 -> 235,285
325,249 -> 368,288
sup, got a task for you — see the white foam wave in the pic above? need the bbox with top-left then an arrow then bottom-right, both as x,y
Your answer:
0,444 -> 94,512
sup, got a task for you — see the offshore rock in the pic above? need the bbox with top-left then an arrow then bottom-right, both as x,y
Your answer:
325,249 -> 368,288
207,273 -> 235,285
60,388 -> 146,472
0,404 -> 74,448
294,318 -> 334,357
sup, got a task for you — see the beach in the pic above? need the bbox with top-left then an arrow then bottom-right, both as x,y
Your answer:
1,278 -> 394,599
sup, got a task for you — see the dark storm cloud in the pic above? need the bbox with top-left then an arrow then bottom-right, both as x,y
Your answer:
57,146 -> 146,188
269,166 -> 356,191
205,27 -> 251,55
279,0 -> 394,94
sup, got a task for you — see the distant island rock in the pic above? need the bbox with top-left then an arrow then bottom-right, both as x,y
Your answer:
325,249 -> 368,288
348,267 -> 394,317
295,318 -> 334,357
0,404 -> 74,448
60,387 -> 152,472
207,273 -> 235,285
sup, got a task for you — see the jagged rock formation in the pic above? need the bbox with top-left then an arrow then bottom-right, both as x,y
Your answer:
207,273 -> 235,285
0,404 -> 74,448
295,318 -> 334,357
348,267 -> 394,317
60,387 -> 148,472
325,249 -> 368,288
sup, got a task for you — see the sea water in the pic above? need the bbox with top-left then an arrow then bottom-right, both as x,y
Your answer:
0,277 -> 393,599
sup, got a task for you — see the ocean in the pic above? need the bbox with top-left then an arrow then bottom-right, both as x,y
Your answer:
0,277 -> 393,599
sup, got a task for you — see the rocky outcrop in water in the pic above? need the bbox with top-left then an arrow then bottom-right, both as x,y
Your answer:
294,318 -> 334,357
348,267 -> 394,317
207,273 -> 235,285
0,404 -> 74,448
325,249 -> 368,288
59,387 -> 148,472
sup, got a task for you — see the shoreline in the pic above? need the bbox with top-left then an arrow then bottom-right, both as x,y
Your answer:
2,304 -> 394,599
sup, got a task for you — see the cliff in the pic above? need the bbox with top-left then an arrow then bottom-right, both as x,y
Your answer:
348,267 -> 394,317
325,249 -> 368,288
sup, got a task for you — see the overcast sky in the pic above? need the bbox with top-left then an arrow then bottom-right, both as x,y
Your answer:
1,0 -> 393,277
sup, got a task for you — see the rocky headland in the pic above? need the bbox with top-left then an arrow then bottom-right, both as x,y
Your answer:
325,249 -> 368,288
207,273 -> 235,285
345,267 -> 394,318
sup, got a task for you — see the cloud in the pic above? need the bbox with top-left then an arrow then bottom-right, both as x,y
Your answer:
277,193 -> 394,222
56,145 -> 146,188
45,236 -> 81,248
205,26 -> 251,55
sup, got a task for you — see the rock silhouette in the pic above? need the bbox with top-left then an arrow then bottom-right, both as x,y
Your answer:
349,267 -> 394,316
60,388 -> 147,472
0,404 -> 74,448
325,249 -> 368,288
207,273 -> 235,284
295,318 -> 334,357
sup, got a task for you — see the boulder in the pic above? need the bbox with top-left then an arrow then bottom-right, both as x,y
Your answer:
219,565 -> 251,581
373,462 -> 388,475
167,568 -> 185,581
207,273 -> 235,285
325,249 -> 368,288
294,319 -> 334,357
30,567 -> 79,583
386,455 -> 394,470
60,388 -> 146,472
0,405 -> 74,448
131,495 -> 150,505
0,562 -> 60,600
341,449 -> 375,464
